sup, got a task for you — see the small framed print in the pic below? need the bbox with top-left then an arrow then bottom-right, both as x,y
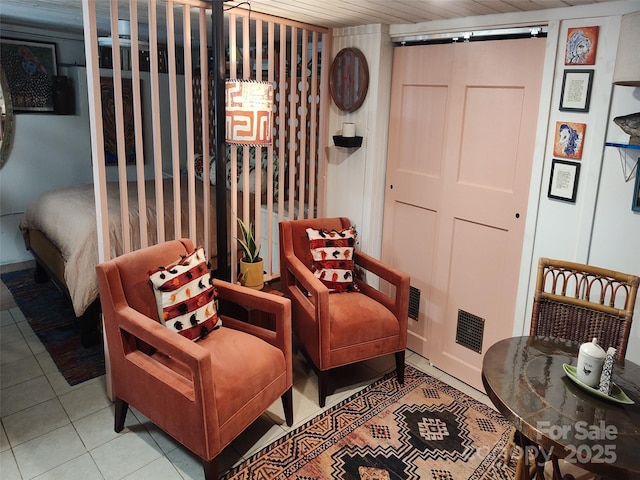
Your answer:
559,69 -> 593,112
548,159 -> 580,203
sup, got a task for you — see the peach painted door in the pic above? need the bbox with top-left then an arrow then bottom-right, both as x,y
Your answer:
382,38 -> 546,390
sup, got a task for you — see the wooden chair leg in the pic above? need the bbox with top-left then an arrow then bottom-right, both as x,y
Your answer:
395,350 -> 405,384
114,397 -> 129,433
281,387 -> 293,426
202,457 -> 219,480
318,369 -> 329,408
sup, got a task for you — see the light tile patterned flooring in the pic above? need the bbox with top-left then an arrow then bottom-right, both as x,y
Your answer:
0,262 -> 495,479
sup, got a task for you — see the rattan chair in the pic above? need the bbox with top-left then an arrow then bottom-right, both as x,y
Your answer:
507,257 -> 639,480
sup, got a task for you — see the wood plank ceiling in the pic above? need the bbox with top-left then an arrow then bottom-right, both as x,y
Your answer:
0,0 -> 623,35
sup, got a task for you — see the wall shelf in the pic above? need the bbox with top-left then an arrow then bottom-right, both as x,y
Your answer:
605,142 -> 640,150
333,135 -> 363,148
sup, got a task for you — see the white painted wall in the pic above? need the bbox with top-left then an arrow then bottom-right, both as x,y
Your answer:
328,0 -> 640,364
325,24 -> 393,258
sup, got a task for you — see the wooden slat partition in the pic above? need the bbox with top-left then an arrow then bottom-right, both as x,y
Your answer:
83,0 -> 329,284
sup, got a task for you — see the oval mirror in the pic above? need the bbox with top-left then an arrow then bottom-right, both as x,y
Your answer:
0,68 -> 15,169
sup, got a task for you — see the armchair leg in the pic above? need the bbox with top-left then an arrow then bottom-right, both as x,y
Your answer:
114,397 -> 129,433
318,370 -> 329,408
202,457 -> 219,480
281,387 -> 294,426
395,350 -> 405,384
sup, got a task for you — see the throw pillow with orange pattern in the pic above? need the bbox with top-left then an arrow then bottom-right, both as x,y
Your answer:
306,226 -> 359,293
149,247 -> 221,340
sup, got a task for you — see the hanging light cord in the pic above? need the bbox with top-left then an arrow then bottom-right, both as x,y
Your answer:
224,1 -> 252,22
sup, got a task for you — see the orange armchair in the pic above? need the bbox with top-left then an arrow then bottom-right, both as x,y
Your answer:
95,239 -> 293,480
279,217 -> 410,407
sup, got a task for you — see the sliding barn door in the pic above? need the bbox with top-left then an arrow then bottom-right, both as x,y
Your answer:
382,38 -> 545,390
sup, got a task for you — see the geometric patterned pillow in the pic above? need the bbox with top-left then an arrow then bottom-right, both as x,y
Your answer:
306,226 -> 359,293
149,247 -> 221,341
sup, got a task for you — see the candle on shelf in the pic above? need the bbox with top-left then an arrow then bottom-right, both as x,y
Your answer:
342,122 -> 356,138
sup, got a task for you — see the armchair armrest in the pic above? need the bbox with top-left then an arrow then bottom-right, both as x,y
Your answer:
354,251 -> 410,319
281,250 -> 329,320
213,279 -> 292,356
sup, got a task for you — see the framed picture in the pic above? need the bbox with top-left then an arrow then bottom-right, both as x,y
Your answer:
553,121 -> 585,160
0,38 -> 57,112
559,69 -> 593,112
565,26 -> 599,65
100,77 -> 137,165
633,162 -> 640,212
548,159 -> 581,203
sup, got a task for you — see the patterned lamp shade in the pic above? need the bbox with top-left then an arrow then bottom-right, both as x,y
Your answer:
225,80 -> 274,146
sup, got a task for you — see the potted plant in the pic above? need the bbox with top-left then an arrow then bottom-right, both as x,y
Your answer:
237,218 -> 264,290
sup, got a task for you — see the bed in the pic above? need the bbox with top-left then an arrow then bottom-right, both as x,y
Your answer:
19,177 -> 249,346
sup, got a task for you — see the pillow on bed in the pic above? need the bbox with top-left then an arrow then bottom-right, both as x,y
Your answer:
306,226 -> 359,293
149,247 -> 221,341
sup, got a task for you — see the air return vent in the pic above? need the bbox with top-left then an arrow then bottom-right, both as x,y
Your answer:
408,286 -> 420,320
455,310 -> 484,353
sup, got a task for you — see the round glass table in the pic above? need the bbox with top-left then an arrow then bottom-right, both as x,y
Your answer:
482,335 -> 640,479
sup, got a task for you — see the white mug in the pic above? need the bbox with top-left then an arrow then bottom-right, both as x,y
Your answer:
577,338 -> 606,387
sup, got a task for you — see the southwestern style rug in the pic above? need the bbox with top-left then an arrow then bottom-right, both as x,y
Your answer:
223,365 -> 518,479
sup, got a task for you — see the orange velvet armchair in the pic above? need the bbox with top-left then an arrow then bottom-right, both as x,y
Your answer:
95,239 -> 293,480
279,217 -> 410,407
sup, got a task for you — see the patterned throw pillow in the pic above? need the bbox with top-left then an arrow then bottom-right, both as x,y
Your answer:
306,226 -> 359,293
149,247 -> 221,341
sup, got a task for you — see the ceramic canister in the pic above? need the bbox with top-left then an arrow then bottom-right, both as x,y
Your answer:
577,338 -> 606,387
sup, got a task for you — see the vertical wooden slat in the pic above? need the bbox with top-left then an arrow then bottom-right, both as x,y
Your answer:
298,29 -> 308,218
166,0 -> 182,239
277,24 -> 287,224
229,13 -> 238,281
242,15 -> 251,226
81,0 -> 109,264
199,7 -> 211,253
129,0 -> 149,248
316,31 -> 332,218
81,0 -> 112,403
287,27 -> 297,219
183,4 -> 197,241
266,20 -> 275,278
308,30 -> 319,219
109,0 -> 131,253
148,0 -> 166,242
254,18 -> 263,258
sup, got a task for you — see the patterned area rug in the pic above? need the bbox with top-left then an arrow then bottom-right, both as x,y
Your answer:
223,365 -> 518,479
1,269 -> 105,385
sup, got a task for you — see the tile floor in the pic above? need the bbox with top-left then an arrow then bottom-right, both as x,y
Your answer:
0,262 -> 495,479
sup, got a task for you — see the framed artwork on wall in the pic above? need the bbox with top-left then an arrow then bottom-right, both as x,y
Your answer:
0,38 -> 57,112
559,69 -> 593,112
553,121 -> 585,160
100,77 -> 137,165
565,26 -> 599,65
548,159 -> 580,203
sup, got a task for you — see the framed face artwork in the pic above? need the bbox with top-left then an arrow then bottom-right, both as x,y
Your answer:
553,121 -> 586,160
565,26 -> 599,65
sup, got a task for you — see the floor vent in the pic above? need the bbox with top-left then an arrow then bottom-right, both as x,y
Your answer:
408,286 -> 420,320
455,309 -> 484,353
